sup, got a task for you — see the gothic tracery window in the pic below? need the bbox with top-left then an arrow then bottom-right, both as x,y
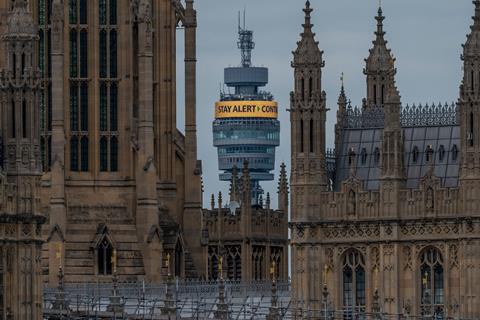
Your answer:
99,0 -> 119,172
420,247 -> 444,319
69,0 -> 89,172
226,246 -> 241,281
208,246 -> 219,280
97,238 -> 113,275
342,249 -> 366,320
252,246 -> 265,280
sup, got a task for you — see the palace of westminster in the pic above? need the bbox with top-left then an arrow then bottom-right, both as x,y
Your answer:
0,0 -> 480,319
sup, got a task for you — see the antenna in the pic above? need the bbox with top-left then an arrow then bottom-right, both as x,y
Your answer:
237,9 -> 255,67
243,7 -> 246,29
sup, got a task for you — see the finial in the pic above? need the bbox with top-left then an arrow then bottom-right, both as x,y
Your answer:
374,3 -> 386,42
303,0 -> 313,33
211,194 -> 215,210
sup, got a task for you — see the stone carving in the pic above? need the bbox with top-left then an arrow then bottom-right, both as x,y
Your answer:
425,187 -> 434,211
449,243 -> 459,269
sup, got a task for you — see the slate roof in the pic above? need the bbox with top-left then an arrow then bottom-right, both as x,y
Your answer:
334,103 -> 460,191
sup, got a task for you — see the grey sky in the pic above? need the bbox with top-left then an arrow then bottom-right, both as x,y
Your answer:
176,0 -> 473,206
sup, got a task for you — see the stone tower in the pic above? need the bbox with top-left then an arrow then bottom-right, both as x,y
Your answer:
364,7 -> 396,107
290,0 -> 327,223
2,0 -> 205,284
0,1 -> 45,319
460,1 -> 480,193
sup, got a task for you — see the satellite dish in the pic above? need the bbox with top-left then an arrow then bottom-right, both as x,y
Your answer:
228,201 -> 241,215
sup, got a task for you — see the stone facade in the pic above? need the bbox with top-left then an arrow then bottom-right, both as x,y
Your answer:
290,1 -> 480,319
0,0 -> 203,285
204,163 -> 289,282
0,1 -> 46,319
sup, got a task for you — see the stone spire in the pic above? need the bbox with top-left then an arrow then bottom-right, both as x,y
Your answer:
364,5 -> 396,107
293,1 -> 324,68
335,75 -> 348,159
277,163 -> 289,213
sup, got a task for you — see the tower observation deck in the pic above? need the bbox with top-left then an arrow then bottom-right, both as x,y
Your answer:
213,21 -> 280,205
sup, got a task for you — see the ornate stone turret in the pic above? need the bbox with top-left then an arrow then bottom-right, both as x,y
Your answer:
460,0 -> 480,184
0,1 -> 46,319
290,0 -> 328,222
364,6 -> 396,107
379,83 -> 405,217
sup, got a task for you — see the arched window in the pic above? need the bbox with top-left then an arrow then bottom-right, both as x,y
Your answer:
98,1 -> 119,173
469,112 -> 474,147
420,248 -> 444,319
425,145 -> 434,163
22,99 -> 27,138
374,147 -> 380,164
301,78 -> 305,101
373,84 -> 377,105
342,250 -> 366,319
110,136 -> 118,172
360,148 -> 367,165
452,145 -> 458,161
348,149 -> 356,166
309,119 -> 314,153
208,246 -> 219,280
100,137 -> 108,172
308,77 -> 313,99
300,120 -> 304,153
412,146 -> 419,163
98,238 -> 113,275
10,99 -> 15,138
80,136 -> 89,172
226,245 -> 241,281
70,136 -> 79,171
438,145 -> 445,162
252,246 -> 265,281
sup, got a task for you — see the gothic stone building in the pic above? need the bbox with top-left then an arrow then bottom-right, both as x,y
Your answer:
290,1 -> 480,319
0,1 -> 45,319
0,0 -> 204,285
203,163 -> 289,282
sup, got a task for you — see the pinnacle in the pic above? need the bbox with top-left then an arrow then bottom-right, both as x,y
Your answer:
302,0 -> 313,33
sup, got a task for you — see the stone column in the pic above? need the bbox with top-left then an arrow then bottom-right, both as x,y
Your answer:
135,0 -> 162,282
182,0 -> 205,278
48,0 -> 67,286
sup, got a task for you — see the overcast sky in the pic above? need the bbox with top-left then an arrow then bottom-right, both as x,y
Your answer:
176,0 -> 473,206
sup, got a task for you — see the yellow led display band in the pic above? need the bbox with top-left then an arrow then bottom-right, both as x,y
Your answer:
215,101 -> 278,119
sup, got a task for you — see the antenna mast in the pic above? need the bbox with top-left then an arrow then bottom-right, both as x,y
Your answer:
237,10 -> 255,67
